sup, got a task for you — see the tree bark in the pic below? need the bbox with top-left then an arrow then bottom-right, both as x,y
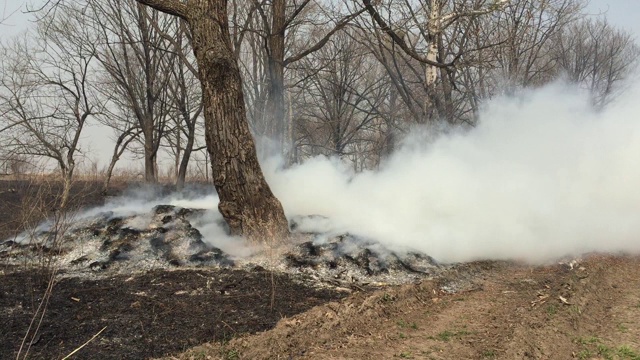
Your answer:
134,0 -> 290,243
264,0 -> 287,155
59,170 -> 73,211
175,114 -> 196,190
143,127 -> 158,182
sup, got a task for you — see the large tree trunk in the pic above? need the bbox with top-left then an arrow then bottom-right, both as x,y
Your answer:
187,4 -> 289,243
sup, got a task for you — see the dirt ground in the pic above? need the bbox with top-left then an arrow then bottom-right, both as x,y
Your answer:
171,255 -> 640,360
2,180 -> 640,360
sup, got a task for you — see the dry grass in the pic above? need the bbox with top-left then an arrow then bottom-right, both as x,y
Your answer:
11,179 -> 79,360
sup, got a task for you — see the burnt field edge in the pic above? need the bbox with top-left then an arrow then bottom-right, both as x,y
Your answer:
0,264 -> 348,360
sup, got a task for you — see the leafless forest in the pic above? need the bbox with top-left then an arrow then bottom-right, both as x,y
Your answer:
1,0 -> 638,233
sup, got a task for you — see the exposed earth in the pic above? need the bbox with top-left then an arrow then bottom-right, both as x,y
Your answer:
1,179 -> 640,360
176,255 -> 640,360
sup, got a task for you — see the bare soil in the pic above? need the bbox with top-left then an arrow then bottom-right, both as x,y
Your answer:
169,255 -> 640,360
2,180 -> 640,360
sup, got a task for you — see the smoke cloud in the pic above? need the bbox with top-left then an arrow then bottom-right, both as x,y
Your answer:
264,80 -> 640,263
18,80 -> 638,265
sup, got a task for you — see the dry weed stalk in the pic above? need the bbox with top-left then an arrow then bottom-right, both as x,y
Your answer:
60,326 -> 107,360
12,177 -> 84,360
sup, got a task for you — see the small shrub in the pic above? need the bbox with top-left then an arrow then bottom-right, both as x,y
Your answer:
381,293 -> 395,303
437,330 -> 468,341
482,349 -> 496,358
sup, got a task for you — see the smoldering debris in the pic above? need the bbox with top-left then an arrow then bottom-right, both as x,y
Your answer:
0,204 -> 234,276
1,206 -> 444,286
283,233 -> 442,287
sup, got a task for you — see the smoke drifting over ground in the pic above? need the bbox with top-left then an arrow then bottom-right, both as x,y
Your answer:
265,81 -> 640,263
14,81 -> 638,266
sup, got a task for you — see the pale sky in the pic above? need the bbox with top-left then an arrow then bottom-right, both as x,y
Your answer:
1,0 -> 640,170
1,0 -> 31,36
587,0 -> 640,37
3,1 -> 640,36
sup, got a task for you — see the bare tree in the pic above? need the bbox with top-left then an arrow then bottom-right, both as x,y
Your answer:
0,25 -> 104,208
229,0 -> 366,158
552,17 -> 640,107
291,28 -> 389,167
102,124 -> 142,194
482,0 -> 583,90
162,19 -> 205,190
358,0 -> 508,124
85,0 -> 176,183
42,1 -> 146,191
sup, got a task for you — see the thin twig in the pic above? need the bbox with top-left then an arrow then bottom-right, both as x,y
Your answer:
220,320 -> 236,334
60,326 -> 107,360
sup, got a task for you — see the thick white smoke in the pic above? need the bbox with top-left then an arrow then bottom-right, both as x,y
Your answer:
19,81 -> 637,265
264,81 -> 640,263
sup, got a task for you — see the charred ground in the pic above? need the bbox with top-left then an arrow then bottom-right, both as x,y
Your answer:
172,255 -> 640,360
0,265 -> 345,360
0,180 -> 348,359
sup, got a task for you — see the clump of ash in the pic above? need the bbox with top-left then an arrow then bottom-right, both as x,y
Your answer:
279,215 -> 441,287
1,205 -> 233,275
0,204 -> 444,287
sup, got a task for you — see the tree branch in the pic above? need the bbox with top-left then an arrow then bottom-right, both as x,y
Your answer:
133,0 -> 188,19
360,0 -> 449,68
283,0 -> 313,29
284,9 -> 366,66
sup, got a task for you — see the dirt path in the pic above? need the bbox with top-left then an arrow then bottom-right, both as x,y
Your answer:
171,255 -> 640,359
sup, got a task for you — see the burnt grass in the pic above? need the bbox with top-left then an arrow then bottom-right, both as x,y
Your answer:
1,266 -> 345,359
0,180 -> 347,359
